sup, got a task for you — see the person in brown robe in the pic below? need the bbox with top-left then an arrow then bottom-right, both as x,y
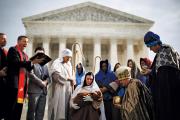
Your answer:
70,72 -> 104,120
109,66 -> 155,120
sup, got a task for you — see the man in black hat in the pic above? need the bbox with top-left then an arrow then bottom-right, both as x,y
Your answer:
144,31 -> 180,120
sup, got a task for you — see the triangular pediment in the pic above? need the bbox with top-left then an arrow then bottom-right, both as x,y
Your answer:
22,2 -> 153,24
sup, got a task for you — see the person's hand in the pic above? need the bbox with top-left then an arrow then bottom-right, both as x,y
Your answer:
42,80 -> 48,87
100,87 -> 107,93
92,91 -> 102,100
24,94 -> 29,103
114,104 -> 121,109
93,91 -> 101,95
0,67 -> 7,77
83,95 -> 93,102
31,58 -> 44,64
146,69 -> 151,74
71,102 -> 80,109
68,78 -> 76,86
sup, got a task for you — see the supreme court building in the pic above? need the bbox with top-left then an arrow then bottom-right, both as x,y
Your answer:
22,2 -> 154,73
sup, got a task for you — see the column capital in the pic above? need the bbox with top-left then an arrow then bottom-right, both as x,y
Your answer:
57,35 -> 67,39
26,35 -> 34,43
26,38 -> 33,57
43,37 -> 50,56
43,36 -> 51,42
74,37 -> 83,44
93,37 -> 101,43
127,39 -> 133,44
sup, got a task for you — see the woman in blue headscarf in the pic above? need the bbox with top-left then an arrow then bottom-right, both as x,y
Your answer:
75,63 -> 86,87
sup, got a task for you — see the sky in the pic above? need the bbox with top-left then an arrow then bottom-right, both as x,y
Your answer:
0,0 -> 180,60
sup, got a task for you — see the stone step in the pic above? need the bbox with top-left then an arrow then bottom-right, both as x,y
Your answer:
21,100 -> 48,120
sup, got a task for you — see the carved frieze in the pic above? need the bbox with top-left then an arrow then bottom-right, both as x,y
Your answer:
33,6 -> 142,23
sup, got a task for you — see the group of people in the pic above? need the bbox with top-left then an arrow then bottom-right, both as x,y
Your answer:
0,34 -> 45,120
0,31 -> 180,120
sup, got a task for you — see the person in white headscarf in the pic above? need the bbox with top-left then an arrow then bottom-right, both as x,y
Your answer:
69,72 -> 105,120
48,48 -> 75,120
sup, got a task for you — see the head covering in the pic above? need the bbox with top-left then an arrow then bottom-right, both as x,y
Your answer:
140,57 -> 152,68
96,59 -> 116,86
35,50 -> 44,54
72,72 -> 100,99
71,72 -> 106,120
75,63 -> 86,86
100,59 -> 109,72
113,62 -> 121,72
62,48 -> 72,57
144,31 -> 162,47
115,66 -> 131,81
127,59 -> 140,79
50,48 -> 73,77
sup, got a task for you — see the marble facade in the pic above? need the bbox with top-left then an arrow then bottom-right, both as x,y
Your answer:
22,2 -> 154,73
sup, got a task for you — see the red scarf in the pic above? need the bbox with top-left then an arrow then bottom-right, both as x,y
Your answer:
3,48 -> 8,56
0,48 -> 8,62
15,45 -> 28,104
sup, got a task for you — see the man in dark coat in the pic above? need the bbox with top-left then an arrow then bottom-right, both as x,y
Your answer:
26,46 -> 50,120
0,33 -> 8,119
6,35 -> 43,120
144,31 -> 180,120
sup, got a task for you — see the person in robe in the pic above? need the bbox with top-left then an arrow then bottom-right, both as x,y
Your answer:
6,35 -> 43,120
127,59 -> 140,79
109,66 -> 155,120
75,63 -> 86,87
95,59 -> 119,120
144,31 -> 180,120
138,57 -> 152,87
70,72 -> 103,120
113,62 -> 125,120
48,48 -> 75,120
113,63 -> 121,72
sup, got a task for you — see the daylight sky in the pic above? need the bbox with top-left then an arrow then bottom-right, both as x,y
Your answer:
0,0 -> 180,60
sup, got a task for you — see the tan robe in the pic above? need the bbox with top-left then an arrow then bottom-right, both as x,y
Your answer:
120,79 -> 154,120
48,59 -> 74,120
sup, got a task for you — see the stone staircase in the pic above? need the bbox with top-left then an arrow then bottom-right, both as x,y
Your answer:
21,100 -> 48,120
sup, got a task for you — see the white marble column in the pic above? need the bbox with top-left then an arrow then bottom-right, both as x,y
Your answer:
126,39 -> 134,61
26,36 -> 33,57
110,38 -> 118,69
93,38 -> 101,74
59,37 -> 66,57
43,37 -> 50,56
